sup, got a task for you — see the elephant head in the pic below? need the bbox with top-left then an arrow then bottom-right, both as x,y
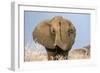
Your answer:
32,16 -> 76,60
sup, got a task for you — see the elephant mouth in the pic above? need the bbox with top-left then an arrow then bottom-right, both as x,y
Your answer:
55,46 -> 65,54
46,45 -> 69,60
46,46 -> 66,53
55,46 -> 69,56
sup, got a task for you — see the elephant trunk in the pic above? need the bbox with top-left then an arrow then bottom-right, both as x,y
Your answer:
54,30 -> 67,51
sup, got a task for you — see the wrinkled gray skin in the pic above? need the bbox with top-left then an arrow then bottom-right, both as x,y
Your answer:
32,16 -> 76,60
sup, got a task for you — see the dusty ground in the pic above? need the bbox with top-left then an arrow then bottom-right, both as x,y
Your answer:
24,45 -> 90,61
24,49 -> 48,61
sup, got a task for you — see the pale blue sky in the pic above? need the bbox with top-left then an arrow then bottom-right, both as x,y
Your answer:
24,11 -> 90,49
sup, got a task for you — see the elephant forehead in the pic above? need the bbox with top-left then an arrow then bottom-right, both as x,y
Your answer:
50,16 -> 62,24
52,16 -> 63,20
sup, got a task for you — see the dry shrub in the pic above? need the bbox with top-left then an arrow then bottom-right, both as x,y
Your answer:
24,49 -> 48,61
24,41 -> 48,61
68,48 -> 90,60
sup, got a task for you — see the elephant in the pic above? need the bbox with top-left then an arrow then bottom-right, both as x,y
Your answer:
32,16 -> 76,60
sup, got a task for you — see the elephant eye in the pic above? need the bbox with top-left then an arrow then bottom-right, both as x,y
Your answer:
68,29 -> 74,33
59,22 -> 61,25
51,27 -> 55,34
52,29 -> 55,33
68,29 -> 74,36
